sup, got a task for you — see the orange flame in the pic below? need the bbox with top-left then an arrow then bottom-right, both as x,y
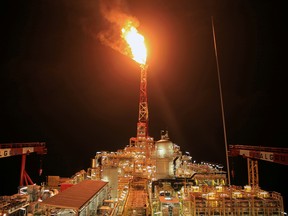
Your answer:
121,21 -> 147,65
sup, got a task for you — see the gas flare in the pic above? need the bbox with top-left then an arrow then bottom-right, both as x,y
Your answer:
121,21 -> 147,65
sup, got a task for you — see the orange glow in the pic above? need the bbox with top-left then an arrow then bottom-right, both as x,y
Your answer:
121,21 -> 147,65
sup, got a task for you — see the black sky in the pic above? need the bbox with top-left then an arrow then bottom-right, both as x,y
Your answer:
0,0 -> 287,207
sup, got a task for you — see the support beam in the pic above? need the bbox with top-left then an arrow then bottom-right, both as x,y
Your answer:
20,154 -> 34,186
247,158 -> 259,188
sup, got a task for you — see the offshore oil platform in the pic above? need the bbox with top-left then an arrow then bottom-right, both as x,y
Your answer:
1,19 -> 287,216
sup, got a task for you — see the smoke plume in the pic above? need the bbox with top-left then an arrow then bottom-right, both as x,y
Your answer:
98,0 -> 139,57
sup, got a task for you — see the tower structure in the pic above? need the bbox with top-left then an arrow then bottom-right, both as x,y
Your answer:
130,65 -> 154,150
120,20 -> 154,166
137,65 -> 149,139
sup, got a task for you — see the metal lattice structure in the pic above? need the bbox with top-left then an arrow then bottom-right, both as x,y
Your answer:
229,144 -> 288,187
247,158 -> 259,188
130,64 -> 154,158
137,65 -> 149,139
0,142 -> 47,186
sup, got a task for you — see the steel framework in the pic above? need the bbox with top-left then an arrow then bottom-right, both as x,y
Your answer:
137,65 -> 149,139
0,142 -> 47,186
229,144 -> 287,187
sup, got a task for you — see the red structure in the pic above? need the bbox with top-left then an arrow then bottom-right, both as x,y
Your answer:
0,142 -> 47,186
129,65 -> 150,145
229,144 -> 288,165
137,65 -> 149,139
229,144 -> 288,187
129,65 -> 154,161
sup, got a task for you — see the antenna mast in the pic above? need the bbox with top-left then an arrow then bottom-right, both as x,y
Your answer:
211,16 -> 231,185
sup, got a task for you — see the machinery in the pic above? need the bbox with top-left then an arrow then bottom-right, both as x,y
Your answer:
1,18 -> 286,216
83,61 -> 285,215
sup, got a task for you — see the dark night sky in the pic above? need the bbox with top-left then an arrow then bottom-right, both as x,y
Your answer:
0,0 -> 287,208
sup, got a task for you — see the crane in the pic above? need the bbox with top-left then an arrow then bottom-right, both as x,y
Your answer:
0,142 -> 47,186
228,144 -> 288,187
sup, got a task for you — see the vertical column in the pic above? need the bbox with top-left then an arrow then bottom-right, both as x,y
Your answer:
20,154 -> 27,186
247,158 -> 259,187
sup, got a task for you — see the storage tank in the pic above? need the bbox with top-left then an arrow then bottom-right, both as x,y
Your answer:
102,167 -> 118,198
155,131 -> 174,179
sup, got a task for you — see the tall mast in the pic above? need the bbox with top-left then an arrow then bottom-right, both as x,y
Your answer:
211,16 -> 231,185
137,65 -> 149,139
